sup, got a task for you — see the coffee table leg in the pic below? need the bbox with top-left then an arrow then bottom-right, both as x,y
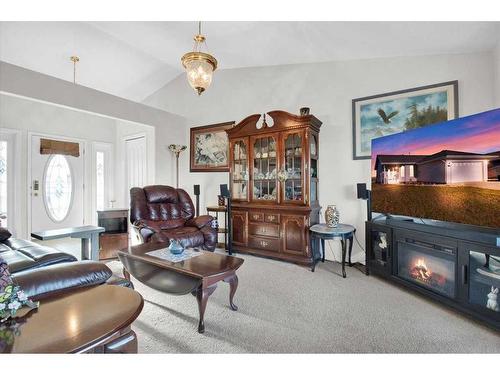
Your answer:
321,238 -> 326,262
194,285 -> 217,333
224,274 -> 239,311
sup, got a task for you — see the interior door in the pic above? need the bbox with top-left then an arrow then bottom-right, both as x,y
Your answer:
31,136 -> 85,232
125,136 -> 147,198
0,134 -> 13,231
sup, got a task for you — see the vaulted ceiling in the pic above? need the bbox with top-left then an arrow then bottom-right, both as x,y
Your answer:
1,21 -> 499,102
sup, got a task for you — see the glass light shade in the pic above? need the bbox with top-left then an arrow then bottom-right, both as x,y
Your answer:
185,58 -> 214,95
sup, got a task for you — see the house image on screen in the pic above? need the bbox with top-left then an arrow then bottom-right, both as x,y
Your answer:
374,150 -> 500,184
487,151 -> 500,181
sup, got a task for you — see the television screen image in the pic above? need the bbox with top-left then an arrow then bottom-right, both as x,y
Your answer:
371,108 -> 500,228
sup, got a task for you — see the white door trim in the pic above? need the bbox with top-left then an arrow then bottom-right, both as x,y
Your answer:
27,131 -> 88,235
91,141 -> 114,224
0,128 -> 22,236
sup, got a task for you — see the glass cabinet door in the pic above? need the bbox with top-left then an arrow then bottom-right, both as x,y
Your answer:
467,248 -> 500,317
310,133 -> 318,203
231,139 -> 249,200
251,135 -> 278,202
283,132 -> 304,202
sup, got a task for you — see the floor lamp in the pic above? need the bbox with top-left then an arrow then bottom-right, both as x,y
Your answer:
168,144 -> 187,188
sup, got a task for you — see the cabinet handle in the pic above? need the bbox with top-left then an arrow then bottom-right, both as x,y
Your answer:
260,240 -> 268,248
462,265 -> 468,285
268,215 -> 275,221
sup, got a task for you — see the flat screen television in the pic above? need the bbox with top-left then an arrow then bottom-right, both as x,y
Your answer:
371,108 -> 500,229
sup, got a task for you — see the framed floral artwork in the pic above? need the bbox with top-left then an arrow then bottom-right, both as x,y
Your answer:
190,121 -> 235,172
352,80 -> 459,159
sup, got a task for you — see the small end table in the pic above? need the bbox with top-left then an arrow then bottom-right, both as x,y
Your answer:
309,223 -> 356,277
206,205 -> 228,250
31,225 -> 105,261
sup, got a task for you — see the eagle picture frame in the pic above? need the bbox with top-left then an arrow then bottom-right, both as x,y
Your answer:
352,81 -> 459,160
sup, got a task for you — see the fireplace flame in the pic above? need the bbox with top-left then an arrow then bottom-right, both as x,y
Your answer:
412,258 -> 431,281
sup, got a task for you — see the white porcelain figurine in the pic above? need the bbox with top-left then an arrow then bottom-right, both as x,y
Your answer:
486,286 -> 499,312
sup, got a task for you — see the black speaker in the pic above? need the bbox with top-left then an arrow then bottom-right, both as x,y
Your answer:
220,184 -> 229,198
193,185 -> 200,217
357,183 -> 368,200
357,183 -> 372,221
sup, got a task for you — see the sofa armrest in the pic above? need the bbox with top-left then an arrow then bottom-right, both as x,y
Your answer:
12,261 -> 112,301
186,215 -> 214,229
132,219 -> 161,243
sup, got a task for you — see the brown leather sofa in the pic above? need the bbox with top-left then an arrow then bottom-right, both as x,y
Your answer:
130,185 -> 217,251
1,237 -> 137,353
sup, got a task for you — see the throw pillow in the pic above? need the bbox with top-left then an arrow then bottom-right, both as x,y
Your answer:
0,228 -> 11,242
0,256 -> 12,293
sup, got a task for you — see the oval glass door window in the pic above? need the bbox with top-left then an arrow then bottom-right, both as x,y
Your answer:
44,155 -> 73,222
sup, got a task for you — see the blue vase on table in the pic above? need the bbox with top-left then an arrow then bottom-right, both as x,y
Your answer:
168,239 -> 184,255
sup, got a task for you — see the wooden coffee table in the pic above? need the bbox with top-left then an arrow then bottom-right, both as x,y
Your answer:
118,243 -> 244,333
9,285 -> 144,353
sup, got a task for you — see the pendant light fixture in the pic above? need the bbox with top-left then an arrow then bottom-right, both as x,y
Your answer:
181,21 -> 218,96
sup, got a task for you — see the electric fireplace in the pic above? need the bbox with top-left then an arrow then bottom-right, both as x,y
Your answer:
366,219 -> 500,329
396,240 -> 456,298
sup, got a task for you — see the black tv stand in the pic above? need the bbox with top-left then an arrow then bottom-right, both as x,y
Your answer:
366,217 -> 500,330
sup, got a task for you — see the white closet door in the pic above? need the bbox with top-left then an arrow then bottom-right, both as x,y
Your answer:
125,136 -> 148,198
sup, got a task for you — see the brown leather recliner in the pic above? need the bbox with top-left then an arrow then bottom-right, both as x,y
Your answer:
130,185 -> 217,251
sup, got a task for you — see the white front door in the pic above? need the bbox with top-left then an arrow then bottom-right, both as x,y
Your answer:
31,135 -> 85,232
125,136 -> 147,196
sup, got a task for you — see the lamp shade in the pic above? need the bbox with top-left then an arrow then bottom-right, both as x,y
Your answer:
182,51 -> 217,95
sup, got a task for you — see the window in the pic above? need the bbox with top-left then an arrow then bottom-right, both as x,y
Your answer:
96,151 -> 105,211
400,165 -> 405,177
409,165 -> 415,177
44,155 -> 73,222
93,143 -> 113,217
0,141 -> 7,227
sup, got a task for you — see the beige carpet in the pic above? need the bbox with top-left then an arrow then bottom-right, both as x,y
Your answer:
106,253 -> 500,353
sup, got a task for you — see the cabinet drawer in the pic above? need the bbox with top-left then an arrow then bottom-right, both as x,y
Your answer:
249,236 -> 280,252
249,223 -> 280,238
264,213 -> 280,223
249,212 -> 264,222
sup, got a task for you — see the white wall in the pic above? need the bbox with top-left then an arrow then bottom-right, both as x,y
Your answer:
494,42 -> 500,107
144,51 -> 497,263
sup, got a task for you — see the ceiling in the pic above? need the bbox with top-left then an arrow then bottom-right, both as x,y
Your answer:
1,21 -> 499,102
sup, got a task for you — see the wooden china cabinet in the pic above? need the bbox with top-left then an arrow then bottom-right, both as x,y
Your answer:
226,110 -> 322,267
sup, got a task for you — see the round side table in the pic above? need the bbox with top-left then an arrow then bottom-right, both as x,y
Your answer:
309,223 -> 356,277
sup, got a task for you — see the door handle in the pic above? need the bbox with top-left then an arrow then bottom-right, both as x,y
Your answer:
32,179 -> 40,197
462,265 -> 468,285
